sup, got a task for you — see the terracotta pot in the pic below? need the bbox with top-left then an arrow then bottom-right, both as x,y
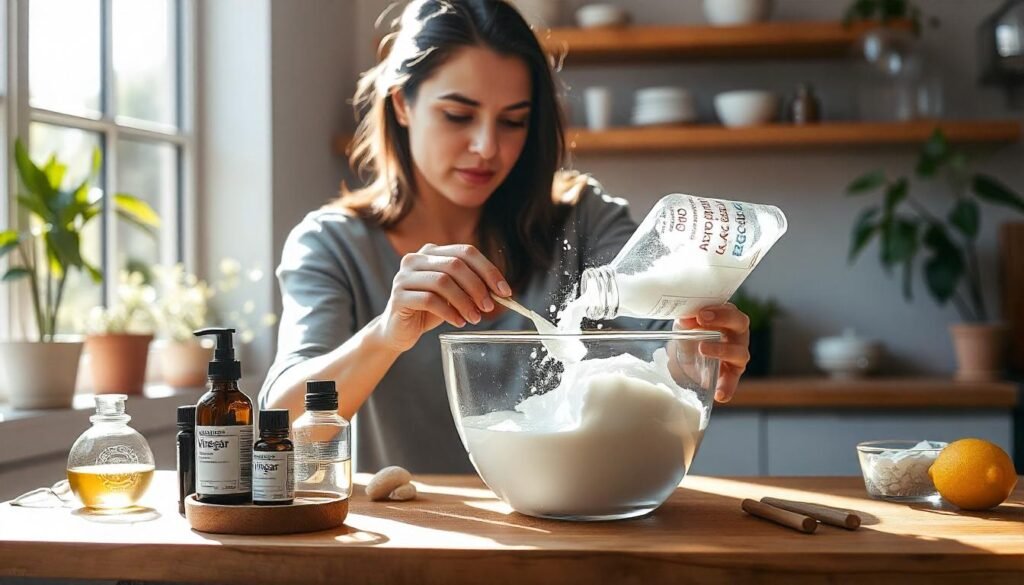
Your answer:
949,322 -> 1008,382
0,340 -> 83,409
160,340 -> 213,388
85,333 -> 154,395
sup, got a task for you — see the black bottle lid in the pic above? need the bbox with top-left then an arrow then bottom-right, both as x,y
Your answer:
177,405 -> 196,427
259,409 -> 290,434
305,380 -> 339,411
193,327 -> 241,381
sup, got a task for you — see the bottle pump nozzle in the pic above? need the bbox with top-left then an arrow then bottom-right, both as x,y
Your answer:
194,327 -> 241,381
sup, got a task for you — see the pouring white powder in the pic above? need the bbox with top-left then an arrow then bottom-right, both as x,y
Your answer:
461,350 -> 707,518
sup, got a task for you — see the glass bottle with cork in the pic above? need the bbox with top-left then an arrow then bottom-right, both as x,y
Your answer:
193,327 -> 253,505
253,409 -> 294,506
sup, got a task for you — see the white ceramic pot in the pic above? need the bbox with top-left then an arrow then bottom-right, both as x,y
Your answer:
812,330 -> 883,379
703,0 -> 774,25
714,90 -> 779,127
575,4 -> 630,28
510,0 -> 563,28
160,339 -> 213,388
0,340 -> 84,409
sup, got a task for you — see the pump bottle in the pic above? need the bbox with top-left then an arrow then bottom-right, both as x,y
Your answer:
193,327 -> 253,505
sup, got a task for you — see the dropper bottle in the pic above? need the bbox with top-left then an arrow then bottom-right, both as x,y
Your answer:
193,327 -> 253,505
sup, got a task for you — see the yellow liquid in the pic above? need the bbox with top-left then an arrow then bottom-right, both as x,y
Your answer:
67,463 -> 155,509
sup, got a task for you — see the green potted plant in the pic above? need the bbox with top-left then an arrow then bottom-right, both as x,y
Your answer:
83,271 -> 158,395
0,139 -> 159,408
731,287 -> 780,378
846,129 -> 1024,380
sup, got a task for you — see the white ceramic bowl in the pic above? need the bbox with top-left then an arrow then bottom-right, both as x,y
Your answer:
813,330 -> 882,379
575,3 -> 630,28
703,0 -> 774,25
713,90 -> 779,127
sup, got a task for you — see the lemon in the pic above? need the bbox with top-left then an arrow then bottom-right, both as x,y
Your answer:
928,438 -> 1017,511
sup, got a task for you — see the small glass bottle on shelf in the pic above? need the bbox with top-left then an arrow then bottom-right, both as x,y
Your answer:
293,380 -> 352,499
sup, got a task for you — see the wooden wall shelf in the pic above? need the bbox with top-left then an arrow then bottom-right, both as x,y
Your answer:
333,121 -> 1020,157
722,377 -> 1019,409
541,20 -> 910,65
565,120 -> 1021,153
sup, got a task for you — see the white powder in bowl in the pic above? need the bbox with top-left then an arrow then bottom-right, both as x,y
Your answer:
462,350 -> 706,519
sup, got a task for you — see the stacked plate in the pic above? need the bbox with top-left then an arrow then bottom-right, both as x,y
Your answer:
632,87 -> 696,126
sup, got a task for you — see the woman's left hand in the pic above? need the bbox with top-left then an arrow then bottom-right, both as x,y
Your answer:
675,302 -> 750,403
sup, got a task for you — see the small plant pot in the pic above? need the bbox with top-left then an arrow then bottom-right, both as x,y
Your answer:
160,339 -> 213,388
0,340 -> 84,409
86,333 -> 154,395
949,322 -> 1008,382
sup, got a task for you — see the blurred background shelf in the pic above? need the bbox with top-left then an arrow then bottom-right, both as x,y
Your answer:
723,377 -> 1019,409
541,20 -> 912,65
333,120 -> 1021,156
564,120 -> 1022,153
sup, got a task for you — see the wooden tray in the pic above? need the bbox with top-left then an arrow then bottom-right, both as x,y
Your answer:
184,491 -> 348,535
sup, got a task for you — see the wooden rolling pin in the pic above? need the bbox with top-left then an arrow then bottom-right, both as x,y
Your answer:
760,497 -> 862,531
741,499 -> 817,534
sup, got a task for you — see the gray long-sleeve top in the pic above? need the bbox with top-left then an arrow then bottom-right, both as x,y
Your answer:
260,184 -> 669,473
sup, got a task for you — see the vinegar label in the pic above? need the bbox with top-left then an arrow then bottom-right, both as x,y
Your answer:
196,425 -> 252,495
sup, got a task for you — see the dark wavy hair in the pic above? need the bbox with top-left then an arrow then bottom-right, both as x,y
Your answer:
337,0 -> 573,289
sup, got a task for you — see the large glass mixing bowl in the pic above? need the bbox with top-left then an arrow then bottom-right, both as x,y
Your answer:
440,330 -> 720,521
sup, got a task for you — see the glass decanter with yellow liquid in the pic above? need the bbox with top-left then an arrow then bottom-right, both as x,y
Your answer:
67,394 -> 155,510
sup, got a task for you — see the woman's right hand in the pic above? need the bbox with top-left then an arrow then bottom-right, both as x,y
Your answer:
377,243 -> 512,352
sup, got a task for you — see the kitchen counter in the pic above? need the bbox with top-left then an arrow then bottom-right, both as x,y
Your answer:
1,471 -> 1021,584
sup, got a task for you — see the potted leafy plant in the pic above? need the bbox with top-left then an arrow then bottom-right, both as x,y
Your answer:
731,287 -> 780,378
83,271 -> 159,395
846,129 -> 1024,380
0,139 -> 159,408
153,259 -> 277,388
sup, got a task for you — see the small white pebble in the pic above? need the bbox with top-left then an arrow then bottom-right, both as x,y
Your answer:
389,483 -> 417,501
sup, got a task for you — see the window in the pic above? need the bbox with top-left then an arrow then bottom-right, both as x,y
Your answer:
3,0 -> 195,335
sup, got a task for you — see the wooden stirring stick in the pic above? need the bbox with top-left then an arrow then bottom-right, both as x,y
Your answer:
490,292 -> 535,320
761,497 -> 861,531
741,499 -> 817,534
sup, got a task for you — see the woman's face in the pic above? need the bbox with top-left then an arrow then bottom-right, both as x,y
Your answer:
392,46 -> 532,210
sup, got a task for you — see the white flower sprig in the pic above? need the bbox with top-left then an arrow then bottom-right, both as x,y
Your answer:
83,271 -> 158,335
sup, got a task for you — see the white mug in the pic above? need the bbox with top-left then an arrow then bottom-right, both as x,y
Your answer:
584,87 -> 612,130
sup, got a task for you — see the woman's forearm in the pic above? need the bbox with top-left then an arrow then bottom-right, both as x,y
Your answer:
264,315 -> 403,421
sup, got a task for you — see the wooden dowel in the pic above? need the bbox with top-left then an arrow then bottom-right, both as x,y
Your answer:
760,497 -> 861,531
741,499 -> 817,534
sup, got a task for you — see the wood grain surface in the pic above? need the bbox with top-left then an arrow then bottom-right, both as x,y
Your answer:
1,471 -> 1021,585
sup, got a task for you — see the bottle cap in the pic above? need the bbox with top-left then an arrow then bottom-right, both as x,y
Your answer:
177,405 -> 196,427
193,327 -> 241,381
259,409 -> 290,433
305,380 -> 339,411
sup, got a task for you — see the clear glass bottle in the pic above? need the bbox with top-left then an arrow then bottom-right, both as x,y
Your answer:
293,380 -> 351,499
67,394 -> 155,510
578,194 -> 787,320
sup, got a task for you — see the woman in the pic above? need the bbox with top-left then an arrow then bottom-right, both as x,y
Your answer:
260,0 -> 751,473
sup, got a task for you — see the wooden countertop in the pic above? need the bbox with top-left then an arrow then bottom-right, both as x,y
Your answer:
723,378 -> 1019,409
1,471 -> 1021,584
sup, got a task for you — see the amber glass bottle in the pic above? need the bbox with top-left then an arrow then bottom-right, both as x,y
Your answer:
253,409 -> 294,506
193,328 -> 253,505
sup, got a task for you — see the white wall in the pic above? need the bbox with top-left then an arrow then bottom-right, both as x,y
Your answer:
199,0 -> 357,382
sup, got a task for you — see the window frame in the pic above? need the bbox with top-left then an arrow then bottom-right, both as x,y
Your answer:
1,0 -> 198,340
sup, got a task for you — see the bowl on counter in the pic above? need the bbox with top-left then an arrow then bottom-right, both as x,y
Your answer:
713,90 -> 779,127
856,440 -> 946,502
703,0 -> 774,25
813,329 -> 882,379
441,330 -> 721,521
575,3 -> 631,28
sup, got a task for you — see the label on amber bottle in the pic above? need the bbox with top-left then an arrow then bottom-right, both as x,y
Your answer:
195,425 -> 252,495
252,451 -> 294,502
